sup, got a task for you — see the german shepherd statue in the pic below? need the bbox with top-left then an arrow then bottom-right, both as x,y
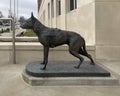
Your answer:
20,13 -> 95,70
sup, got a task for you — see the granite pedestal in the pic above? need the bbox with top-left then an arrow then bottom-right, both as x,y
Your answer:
25,61 -> 110,77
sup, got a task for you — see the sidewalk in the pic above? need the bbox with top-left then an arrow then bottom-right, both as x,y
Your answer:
99,61 -> 120,78
0,61 -> 120,96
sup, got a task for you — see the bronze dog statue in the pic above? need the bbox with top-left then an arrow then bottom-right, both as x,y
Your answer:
21,13 -> 95,70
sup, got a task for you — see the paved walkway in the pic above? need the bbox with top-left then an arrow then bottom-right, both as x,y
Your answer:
0,61 -> 120,96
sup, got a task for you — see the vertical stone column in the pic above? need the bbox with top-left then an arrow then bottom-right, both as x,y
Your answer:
56,0 -> 66,30
95,0 -> 120,60
61,0 -> 67,30
51,0 -> 57,28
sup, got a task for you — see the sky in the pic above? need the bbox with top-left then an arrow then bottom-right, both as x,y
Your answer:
0,0 -> 37,19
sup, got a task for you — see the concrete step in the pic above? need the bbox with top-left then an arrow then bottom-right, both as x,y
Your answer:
22,71 -> 119,86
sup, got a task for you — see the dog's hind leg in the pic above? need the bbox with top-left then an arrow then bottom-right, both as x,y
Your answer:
81,45 -> 95,65
69,48 -> 84,69
82,52 -> 95,65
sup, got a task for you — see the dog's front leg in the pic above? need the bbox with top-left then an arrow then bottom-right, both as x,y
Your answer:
41,46 -> 49,70
41,46 -> 46,65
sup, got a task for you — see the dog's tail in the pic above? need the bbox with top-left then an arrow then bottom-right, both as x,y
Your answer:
82,42 -> 88,55
78,41 -> 88,55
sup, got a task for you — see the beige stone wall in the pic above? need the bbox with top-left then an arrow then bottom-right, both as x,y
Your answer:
66,1 -> 95,45
95,0 -> 120,60
38,0 -> 95,45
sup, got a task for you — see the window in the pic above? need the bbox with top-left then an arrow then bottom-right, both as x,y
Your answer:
48,3 -> 50,19
51,0 -> 54,18
57,0 -> 61,15
70,0 -> 77,11
43,11 -> 45,24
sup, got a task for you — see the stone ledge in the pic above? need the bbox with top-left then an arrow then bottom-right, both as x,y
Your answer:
0,42 -> 95,64
0,42 -> 95,51
0,37 -> 38,42
96,45 -> 120,61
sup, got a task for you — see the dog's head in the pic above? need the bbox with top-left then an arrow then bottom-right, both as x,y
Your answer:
20,12 -> 35,29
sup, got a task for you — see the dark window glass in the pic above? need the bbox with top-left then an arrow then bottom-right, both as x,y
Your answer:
58,0 -> 61,15
75,0 -> 77,9
70,0 -> 77,11
70,0 -> 74,10
43,11 -> 45,23
48,3 -> 50,19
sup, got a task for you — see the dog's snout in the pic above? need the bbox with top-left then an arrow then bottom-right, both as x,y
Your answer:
20,25 -> 23,28
20,23 -> 25,29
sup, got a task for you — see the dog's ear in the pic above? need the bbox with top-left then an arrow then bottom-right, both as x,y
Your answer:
31,12 -> 34,18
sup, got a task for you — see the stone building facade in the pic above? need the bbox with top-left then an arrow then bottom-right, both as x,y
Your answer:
38,0 -> 120,61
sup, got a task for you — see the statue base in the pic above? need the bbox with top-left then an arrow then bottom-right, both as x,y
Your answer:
25,61 -> 110,77
22,61 -> 119,86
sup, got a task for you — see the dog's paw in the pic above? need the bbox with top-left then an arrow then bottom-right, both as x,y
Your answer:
40,62 -> 45,65
74,66 -> 80,69
90,62 -> 95,65
40,67 -> 46,70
